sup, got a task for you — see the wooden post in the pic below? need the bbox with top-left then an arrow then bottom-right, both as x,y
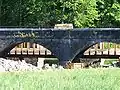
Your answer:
33,43 -> 35,55
15,46 -> 17,55
27,42 -> 29,55
89,48 -> 90,55
114,43 -> 116,55
39,45 -> 41,55
108,42 -> 110,55
95,44 -> 98,55
102,42 -> 104,49
101,42 -> 104,55
21,43 -> 23,55
45,49 -> 47,55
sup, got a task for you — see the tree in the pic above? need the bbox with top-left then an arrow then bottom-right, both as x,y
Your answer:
0,0 -> 2,25
65,0 -> 98,27
26,0 -> 99,28
1,0 -> 120,28
96,0 -> 120,27
0,0 -> 100,27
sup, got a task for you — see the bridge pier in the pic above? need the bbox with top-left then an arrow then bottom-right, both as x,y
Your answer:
59,60 -> 70,68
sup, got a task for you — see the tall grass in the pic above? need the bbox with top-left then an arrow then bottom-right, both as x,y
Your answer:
0,69 -> 120,90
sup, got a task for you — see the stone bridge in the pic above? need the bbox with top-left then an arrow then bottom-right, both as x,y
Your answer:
0,28 -> 120,66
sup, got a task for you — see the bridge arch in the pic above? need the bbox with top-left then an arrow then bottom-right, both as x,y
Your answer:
71,41 -> 97,62
1,41 -> 58,59
72,41 -> 120,63
1,42 -> 60,66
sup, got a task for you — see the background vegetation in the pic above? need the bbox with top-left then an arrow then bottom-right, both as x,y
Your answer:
0,69 -> 120,90
0,0 -> 120,28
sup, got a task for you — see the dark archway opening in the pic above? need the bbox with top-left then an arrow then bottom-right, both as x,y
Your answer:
4,42 -> 59,67
71,42 -> 120,68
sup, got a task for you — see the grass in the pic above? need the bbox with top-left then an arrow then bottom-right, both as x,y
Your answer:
104,59 -> 118,65
0,69 -> 120,90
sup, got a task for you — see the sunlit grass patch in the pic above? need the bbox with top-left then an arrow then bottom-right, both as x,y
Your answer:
0,69 -> 120,90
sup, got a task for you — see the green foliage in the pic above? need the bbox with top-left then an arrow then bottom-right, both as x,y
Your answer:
1,0 -> 120,28
70,0 -> 99,27
96,0 -> 120,27
104,42 -> 120,49
104,59 -> 117,64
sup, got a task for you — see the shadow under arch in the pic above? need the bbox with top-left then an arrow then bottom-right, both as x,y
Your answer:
72,42 -> 100,63
72,41 -> 120,63
2,41 -> 58,59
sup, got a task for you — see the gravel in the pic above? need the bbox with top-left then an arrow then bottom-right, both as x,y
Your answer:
0,58 -> 64,72
0,58 -> 39,72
